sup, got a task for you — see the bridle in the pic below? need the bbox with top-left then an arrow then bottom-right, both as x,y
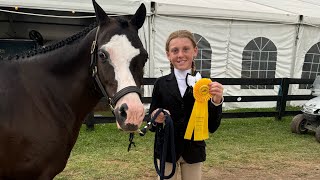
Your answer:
90,25 -> 143,155
90,26 -> 142,111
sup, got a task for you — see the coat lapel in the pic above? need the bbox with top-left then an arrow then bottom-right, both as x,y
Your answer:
165,72 -> 183,101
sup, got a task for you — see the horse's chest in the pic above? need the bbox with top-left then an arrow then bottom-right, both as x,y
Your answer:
0,124 -> 73,177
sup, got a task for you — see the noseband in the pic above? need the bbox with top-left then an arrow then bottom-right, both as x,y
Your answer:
90,26 -> 142,111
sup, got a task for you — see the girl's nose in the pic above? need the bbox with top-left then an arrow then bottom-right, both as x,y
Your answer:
177,50 -> 184,57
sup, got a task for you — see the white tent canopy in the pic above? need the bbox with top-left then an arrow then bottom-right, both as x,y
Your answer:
149,0 -> 320,109
155,0 -> 300,24
0,0 -> 151,15
1,0 -> 319,24
154,0 -> 320,26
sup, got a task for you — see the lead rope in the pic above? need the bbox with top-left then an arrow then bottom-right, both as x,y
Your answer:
130,108 -> 176,180
128,133 -> 136,152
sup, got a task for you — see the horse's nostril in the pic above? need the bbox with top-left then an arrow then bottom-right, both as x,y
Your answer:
120,109 -> 126,118
119,103 -> 128,118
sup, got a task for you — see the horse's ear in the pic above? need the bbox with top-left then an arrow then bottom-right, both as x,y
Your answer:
92,0 -> 110,25
130,3 -> 146,30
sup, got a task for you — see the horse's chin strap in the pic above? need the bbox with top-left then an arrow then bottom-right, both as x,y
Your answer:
90,26 -> 142,111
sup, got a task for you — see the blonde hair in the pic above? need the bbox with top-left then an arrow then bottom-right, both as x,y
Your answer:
165,30 -> 197,74
165,30 -> 197,52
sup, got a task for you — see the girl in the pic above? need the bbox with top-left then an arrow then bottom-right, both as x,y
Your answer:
149,30 -> 224,180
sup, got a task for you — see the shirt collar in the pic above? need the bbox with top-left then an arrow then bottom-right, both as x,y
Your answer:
174,68 -> 191,80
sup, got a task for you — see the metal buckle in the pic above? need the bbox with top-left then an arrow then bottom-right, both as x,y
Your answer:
109,97 -> 115,111
91,41 -> 96,54
92,66 -> 97,77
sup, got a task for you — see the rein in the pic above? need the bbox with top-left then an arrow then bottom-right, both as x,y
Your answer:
90,26 -> 141,111
136,108 -> 176,180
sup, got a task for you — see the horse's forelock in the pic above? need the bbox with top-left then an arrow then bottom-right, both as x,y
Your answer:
116,17 -> 129,28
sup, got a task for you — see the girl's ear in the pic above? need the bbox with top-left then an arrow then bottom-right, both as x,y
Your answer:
193,46 -> 198,58
166,51 -> 170,60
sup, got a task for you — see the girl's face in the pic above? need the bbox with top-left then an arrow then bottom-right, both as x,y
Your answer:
166,37 -> 198,71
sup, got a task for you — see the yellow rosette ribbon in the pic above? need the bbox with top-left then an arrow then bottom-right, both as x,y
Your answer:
184,78 -> 212,141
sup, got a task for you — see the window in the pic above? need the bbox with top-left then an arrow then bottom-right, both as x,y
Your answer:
300,42 -> 320,89
193,33 -> 212,78
241,37 -> 277,89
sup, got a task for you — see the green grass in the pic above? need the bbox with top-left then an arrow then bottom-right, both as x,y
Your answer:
207,116 -> 319,167
55,115 -> 320,180
55,122 -> 155,180
223,106 -> 301,113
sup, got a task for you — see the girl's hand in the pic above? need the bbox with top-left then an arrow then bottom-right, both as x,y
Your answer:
151,108 -> 171,123
209,81 -> 224,104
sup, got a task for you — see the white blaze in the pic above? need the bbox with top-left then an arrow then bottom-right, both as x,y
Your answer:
101,34 -> 144,128
101,35 -> 140,91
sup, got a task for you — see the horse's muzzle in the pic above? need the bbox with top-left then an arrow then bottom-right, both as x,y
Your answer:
114,103 -> 144,132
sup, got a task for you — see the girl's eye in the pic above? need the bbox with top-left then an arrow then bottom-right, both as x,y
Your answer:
171,49 -> 178,54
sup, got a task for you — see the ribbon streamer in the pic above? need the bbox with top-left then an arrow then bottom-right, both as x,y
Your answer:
184,78 -> 212,141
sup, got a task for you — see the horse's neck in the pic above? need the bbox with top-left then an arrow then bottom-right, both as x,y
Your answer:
63,30 -> 101,118
36,29 -> 100,120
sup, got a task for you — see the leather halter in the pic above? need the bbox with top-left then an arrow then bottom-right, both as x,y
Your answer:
90,26 -> 142,111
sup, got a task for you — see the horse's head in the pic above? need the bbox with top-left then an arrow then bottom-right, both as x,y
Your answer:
92,0 -> 148,132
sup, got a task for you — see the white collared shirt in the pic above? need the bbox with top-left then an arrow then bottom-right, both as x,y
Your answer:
174,68 -> 191,97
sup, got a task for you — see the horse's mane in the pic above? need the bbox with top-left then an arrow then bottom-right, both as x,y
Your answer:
2,22 -> 97,61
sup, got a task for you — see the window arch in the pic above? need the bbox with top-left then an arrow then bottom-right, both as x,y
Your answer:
241,37 -> 277,89
300,42 -> 320,89
193,33 -> 212,78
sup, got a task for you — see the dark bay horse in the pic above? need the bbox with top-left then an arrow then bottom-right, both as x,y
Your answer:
0,0 -> 148,179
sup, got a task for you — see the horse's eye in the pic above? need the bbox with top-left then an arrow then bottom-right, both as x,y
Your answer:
98,51 -> 109,60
